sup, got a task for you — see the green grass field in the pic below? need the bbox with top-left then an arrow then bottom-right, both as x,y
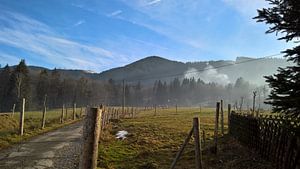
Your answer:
0,108 -> 83,150
98,107 -> 272,169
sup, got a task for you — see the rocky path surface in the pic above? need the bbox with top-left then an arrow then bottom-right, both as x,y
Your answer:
0,122 -> 83,169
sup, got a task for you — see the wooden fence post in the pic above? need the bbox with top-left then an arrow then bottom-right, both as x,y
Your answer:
41,95 -> 47,129
73,103 -> 76,120
193,117 -> 203,169
116,108 -> 119,119
155,104 -> 157,116
220,100 -> 224,135
256,110 -> 259,118
176,104 -> 178,114
61,104 -> 65,123
12,103 -> 16,117
101,111 -> 105,129
66,107 -> 68,120
228,104 -> 231,134
253,91 -> 257,116
213,102 -> 220,154
41,105 -> 46,129
199,105 -> 201,114
113,109 -> 116,119
85,105 -> 88,117
80,107 -> 83,118
202,130 -> 206,147
19,98 -> 25,136
79,107 -> 102,169
117,109 -> 119,119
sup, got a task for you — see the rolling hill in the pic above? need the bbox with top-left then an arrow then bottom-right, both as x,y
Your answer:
97,56 -> 292,85
2,56 -> 292,85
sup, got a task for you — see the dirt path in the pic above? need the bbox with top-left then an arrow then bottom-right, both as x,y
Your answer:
0,122 -> 83,169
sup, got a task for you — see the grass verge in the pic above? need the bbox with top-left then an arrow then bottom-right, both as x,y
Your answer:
98,107 -> 273,169
0,108 -> 83,150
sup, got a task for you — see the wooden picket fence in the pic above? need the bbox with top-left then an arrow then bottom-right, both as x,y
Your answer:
100,106 -> 137,130
229,112 -> 300,169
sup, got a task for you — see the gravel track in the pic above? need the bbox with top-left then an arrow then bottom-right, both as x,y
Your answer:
0,122 -> 83,169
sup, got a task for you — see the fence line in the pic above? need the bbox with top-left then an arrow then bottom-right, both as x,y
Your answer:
0,103 -> 141,169
100,106 -> 138,130
229,112 -> 300,169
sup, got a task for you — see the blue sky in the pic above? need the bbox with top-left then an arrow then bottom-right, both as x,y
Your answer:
0,0 -> 293,72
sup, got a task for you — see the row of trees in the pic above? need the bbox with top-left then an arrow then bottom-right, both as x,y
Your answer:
0,59 -> 267,112
151,77 -> 266,108
106,76 -> 268,109
0,60 -> 30,112
0,60 -> 106,112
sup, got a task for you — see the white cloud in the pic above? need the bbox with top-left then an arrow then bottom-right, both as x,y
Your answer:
73,20 -> 85,27
118,0 -> 206,50
0,52 -> 20,66
0,10 -> 120,71
71,3 -> 95,13
107,10 -> 123,17
147,0 -> 162,6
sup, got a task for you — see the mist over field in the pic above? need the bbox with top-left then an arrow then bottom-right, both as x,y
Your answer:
184,66 -> 231,85
0,56 -> 291,111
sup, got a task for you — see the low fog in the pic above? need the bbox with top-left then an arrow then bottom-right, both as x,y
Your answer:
0,57 -> 291,112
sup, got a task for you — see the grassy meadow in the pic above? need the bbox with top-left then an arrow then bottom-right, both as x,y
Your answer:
0,107 -> 83,150
98,107 -> 272,169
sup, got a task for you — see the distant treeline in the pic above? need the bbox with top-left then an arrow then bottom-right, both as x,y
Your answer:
0,60 -> 104,112
0,60 -> 268,112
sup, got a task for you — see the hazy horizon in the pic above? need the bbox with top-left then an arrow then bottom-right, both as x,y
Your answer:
0,0 -> 294,72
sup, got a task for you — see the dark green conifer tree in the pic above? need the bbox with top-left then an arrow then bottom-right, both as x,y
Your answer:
9,60 -> 31,110
254,0 -> 300,117
0,65 -> 11,111
36,70 -> 49,108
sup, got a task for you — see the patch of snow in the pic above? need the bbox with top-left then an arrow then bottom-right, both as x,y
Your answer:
115,130 -> 128,140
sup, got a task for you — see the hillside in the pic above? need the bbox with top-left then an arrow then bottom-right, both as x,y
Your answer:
98,56 -> 291,85
2,56 -> 292,85
98,56 -> 186,83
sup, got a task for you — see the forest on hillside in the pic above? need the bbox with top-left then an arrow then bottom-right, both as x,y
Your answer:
0,60 -> 269,112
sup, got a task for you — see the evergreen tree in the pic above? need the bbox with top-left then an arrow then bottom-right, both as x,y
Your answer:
9,60 -> 31,110
62,78 -> 77,107
155,80 -> 164,104
181,78 -> 190,104
162,81 -> 168,105
254,0 -> 300,117
74,77 -> 89,106
133,81 -> 142,106
105,79 -> 119,105
36,70 -> 49,107
0,65 -> 11,111
48,68 -> 61,108
169,78 -> 180,104
125,84 -> 131,106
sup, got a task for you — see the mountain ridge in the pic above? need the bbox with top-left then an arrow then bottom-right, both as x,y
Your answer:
1,56 -> 291,85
